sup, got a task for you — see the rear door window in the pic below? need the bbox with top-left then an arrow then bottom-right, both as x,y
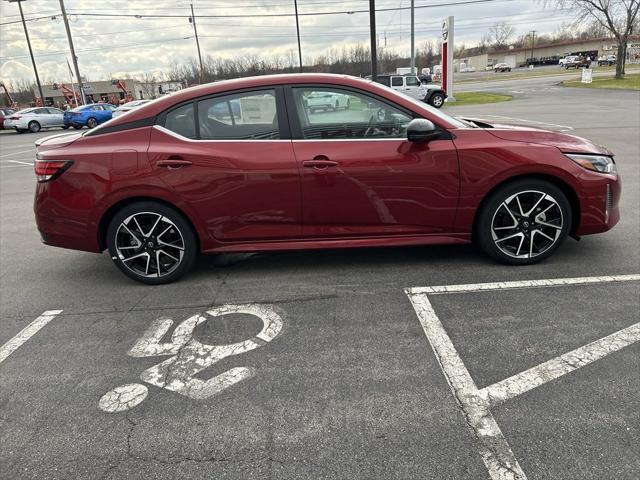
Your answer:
391,77 -> 403,87
197,89 -> 279,140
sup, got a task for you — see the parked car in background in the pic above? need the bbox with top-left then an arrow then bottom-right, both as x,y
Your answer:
63,103 -> 116,129
565,56 -> 591,69
374,74 -> 447,108
4,107 -> 66,133
112,99 -> 152,118
305,91 -> 350,112
597,54 -> 616,66
33,73 -> 620,284
493,63 -> 512,72
0,107 -> 16,129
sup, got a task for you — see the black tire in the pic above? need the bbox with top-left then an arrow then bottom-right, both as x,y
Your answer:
476,179 -> 572,265
15,128 -> 25,134
62,125 -> 70,130
429,93 -> 445,108
73,125 -> 82,130
87,117 -> 98,129
28,121 -> 41,133
106,201 -> 197,285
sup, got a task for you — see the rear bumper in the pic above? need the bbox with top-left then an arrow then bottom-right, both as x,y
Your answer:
34,181 -> 101,253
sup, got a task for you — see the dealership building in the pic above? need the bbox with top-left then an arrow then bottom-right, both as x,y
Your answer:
37,79 -> 183,107
455,36 -> 640,71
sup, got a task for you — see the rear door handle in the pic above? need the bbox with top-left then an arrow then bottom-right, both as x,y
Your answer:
302,160 -> 339,169
157,157 -> 192,169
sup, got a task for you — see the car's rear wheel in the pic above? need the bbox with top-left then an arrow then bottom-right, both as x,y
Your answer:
28,121 -> 41,133
87,117 -> 98,129
73,125 -> 82,129
429,93 -> 445,108
476,179 -> 571,265
106,202 -> 197,284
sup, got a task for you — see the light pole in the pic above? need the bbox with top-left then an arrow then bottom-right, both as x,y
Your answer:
410,0 -> 415,74
369,0 -> 377,80
59,0 -> 85,105
190,2 -> 204,83
6,0 -> 44,105
294,0 -> 303,73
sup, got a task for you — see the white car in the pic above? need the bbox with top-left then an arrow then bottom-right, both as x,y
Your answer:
112,99 -> 152,118
305,91 -> 350,112
4,107 -> 66,133
559,56 -> 577,67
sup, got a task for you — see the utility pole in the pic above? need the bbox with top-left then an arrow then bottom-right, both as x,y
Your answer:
369,0 -> 377,80
294,0 -> 303,73
410,0 -> 415,74
59,0 -> 85,105
530,30 -> 537,65
7,0 -> 44,105
190,2 -> 204,83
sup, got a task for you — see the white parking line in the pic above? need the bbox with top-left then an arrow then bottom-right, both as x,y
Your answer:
405,274 -> 640,480
6,160 -> 33,166
480,322 -> 640,406
0,149 -> 34,158
0,310 -> 63,364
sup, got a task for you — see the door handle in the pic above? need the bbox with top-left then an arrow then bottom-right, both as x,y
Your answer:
302,159 -> 339,169
157,157 -> 192,169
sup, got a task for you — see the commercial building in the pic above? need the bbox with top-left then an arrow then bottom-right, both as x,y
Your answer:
455,36 -> 640,72
36,79 -> 183,107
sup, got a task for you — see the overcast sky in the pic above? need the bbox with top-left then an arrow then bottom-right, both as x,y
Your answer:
1,0 -> 577,84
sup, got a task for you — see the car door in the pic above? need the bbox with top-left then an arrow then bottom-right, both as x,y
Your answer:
148,87 -> 301,242
286,85 -> 460,238
46,108 -> 64,126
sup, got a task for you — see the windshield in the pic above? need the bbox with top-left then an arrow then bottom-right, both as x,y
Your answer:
373,82 -> 467,128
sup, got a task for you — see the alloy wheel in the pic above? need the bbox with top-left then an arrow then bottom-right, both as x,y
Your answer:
114,212 -> 185,278
490,190 -> 564,259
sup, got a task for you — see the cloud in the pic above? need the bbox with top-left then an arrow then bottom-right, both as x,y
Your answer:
0,0 -> 576,84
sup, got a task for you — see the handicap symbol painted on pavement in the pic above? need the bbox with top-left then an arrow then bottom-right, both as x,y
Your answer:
99,304 -> 283,413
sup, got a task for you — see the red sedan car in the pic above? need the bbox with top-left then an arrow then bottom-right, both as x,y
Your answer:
34,74 -> 620,284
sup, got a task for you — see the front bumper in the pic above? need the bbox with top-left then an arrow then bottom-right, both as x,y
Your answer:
575,173 -> 621,236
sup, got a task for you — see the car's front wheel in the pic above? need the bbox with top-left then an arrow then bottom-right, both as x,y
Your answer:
429,93 -> 445,108
106,202 -> 197,284
476,179 -> 571,265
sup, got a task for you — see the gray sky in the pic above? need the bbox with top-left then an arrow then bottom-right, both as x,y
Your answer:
1,0 -> 577,84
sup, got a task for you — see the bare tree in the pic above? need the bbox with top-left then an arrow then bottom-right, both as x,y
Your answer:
549,0 -> 640,78
487,22 -> 515,48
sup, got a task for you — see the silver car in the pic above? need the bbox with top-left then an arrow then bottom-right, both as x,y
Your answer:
3,107 -> 66,133
112,100 -> 152,118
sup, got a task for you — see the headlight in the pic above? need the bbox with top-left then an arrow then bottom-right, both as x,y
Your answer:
565,153 -> 616,174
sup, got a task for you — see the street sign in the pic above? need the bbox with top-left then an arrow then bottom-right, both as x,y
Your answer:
581,68 -> 593,84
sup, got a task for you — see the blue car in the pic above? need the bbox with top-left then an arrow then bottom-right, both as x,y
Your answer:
63,103 -> 116,129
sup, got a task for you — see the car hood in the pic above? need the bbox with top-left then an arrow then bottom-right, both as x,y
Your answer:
35,132 -> 83,151
458,117 -> 614,156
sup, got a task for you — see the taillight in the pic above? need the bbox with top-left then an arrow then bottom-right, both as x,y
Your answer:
35,160 -> 73,182
9,115 -> 20,120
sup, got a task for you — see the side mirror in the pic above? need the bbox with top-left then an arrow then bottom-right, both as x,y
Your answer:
407,118 -> 439,142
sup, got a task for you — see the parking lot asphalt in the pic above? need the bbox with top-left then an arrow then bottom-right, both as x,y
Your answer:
1,77 -> 639,480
